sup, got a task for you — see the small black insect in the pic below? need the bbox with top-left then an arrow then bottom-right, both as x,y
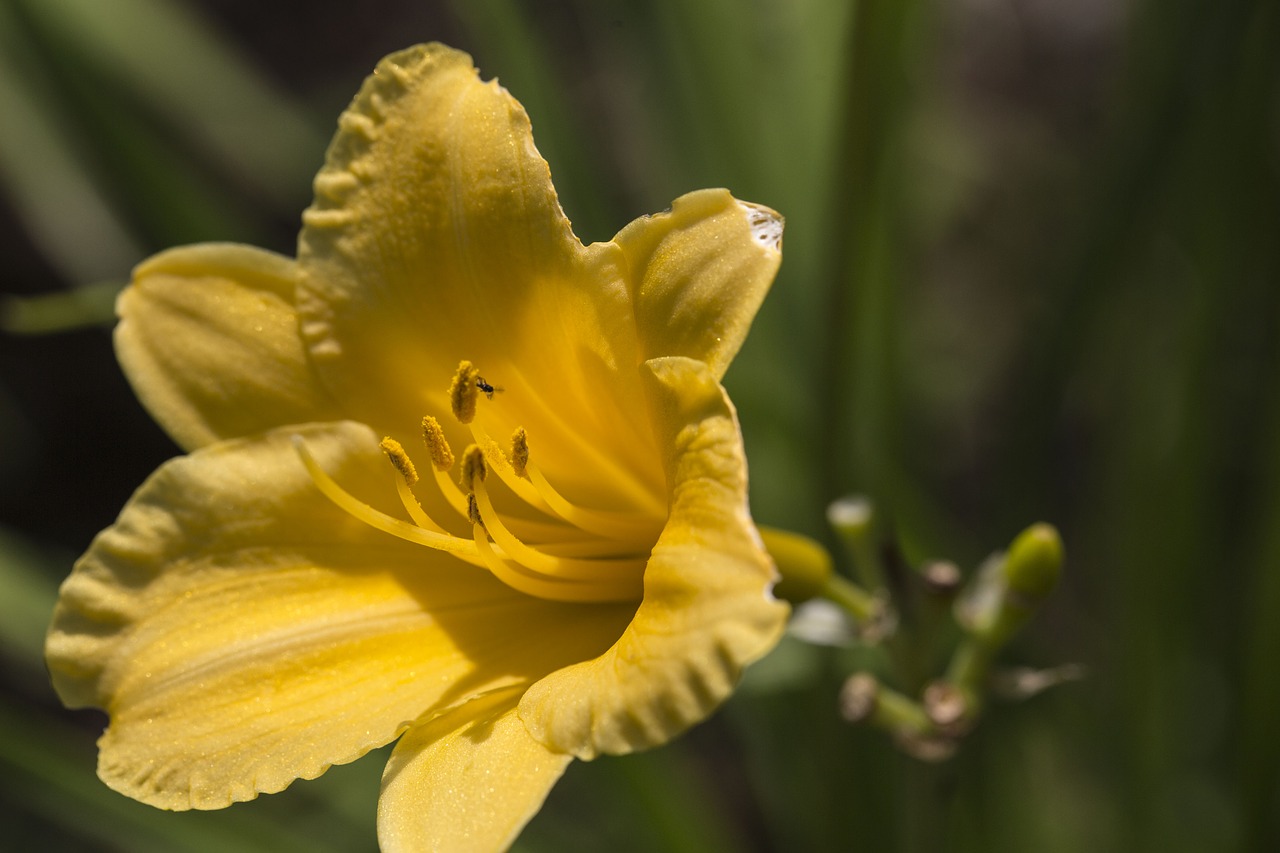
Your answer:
476,376 -> 502,400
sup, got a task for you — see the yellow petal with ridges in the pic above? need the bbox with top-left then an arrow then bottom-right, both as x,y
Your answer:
379,686 -> 571,853
46,421 -> 632,809
614,189 -> 783,380
518,356 -> 789,758
116,243 -> 340,451
296,44 -> 656,510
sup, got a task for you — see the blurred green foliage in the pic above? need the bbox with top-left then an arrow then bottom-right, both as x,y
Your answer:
2,0 -> 1278,850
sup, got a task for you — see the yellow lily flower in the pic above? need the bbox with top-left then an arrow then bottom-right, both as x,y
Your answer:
46,43 -> 787,851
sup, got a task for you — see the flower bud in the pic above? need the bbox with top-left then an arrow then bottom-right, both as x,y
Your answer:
955,522 -> 1064,650
761,527 -> 832,603
1002,522 -> 1063,601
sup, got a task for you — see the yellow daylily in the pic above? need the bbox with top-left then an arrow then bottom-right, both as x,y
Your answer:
46,43 -> 788,851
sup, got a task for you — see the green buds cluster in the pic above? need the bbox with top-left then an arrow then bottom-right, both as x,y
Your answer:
773,498 -> 1072,761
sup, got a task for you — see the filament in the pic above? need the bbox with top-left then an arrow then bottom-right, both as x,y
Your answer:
294,436 -> 482,564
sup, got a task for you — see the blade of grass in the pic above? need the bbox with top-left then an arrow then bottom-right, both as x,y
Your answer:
15,0 -> 325,209
0,2 -> 142,283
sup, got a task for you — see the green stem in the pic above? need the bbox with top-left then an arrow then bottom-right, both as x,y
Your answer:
821,572 -> 881,627
872,683 -> 934,736
945,639 -> 993,695
827,496 -> 887,593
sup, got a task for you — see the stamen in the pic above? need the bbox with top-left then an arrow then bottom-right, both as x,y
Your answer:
472,475 -> 647,581
292,436 -> 482,563
421,416 -> 455,471
466,421 -> 659,545
490,514 -> 599,547
524,459 -> 663,542
379,437 -> 418,486
449,360 -> 480,424
378,437 -> 445,531
471,522 -> 642,603
467,422 -> 554,512
448,359 -> 660,523
483,361 -> 668,518
536,538 -> 652,559
511,427 -> 529,478
478,432 -> 513,473
393,474 -> 446,533
427,461 -> 471,520
295,429 -> 646,604
459,444 -> 487,493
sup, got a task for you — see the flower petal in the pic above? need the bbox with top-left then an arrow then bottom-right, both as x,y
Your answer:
614,189 -> 783,380
518,356 -> 789,758
115,243 -> 340,450
295,44 -> 653,501
378,686 -> 570,853
46,421 -> 632,809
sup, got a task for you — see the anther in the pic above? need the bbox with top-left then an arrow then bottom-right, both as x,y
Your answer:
467,492 -> 484,527
449,360 -> 481,424
459,444 -> 487,493
421,416 -> 456,471
379,436 -> 419,486
511,427 -> 530,478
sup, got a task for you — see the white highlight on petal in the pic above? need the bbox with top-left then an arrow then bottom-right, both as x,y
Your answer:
740,201 -> 783,253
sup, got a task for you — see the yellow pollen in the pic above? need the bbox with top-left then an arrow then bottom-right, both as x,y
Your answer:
459,444 -> 487,492
421,416 -> 455,471
378,437 -> 418,486
511,427 -> 530,478
449,360 -> 481,424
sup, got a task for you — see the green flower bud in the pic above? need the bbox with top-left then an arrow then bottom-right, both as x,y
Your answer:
760,527 -> 833,604
955,523 -> 1064,651
1002,522 -> 1063,601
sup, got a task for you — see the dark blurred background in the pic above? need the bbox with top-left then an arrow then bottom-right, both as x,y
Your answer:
2,0 -> 1278,850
